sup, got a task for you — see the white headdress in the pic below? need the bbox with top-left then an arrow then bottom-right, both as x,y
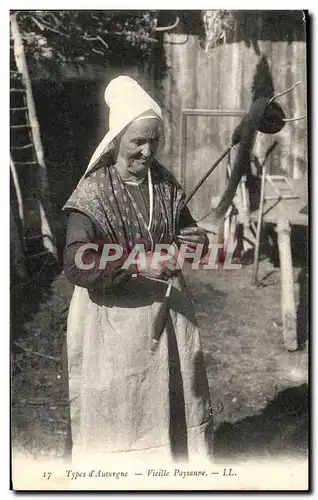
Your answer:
84,75 -> 163,176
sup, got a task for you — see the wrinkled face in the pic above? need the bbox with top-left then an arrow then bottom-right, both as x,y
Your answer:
115,118 -> 163,179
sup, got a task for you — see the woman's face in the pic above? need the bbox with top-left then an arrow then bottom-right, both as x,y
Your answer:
115,118 -> 163,179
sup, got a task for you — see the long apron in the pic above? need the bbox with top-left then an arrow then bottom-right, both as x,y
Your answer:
66,272 -> 213,466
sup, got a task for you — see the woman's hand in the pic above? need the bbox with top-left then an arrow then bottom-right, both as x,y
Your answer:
139,252 -> 180,281
176,226 -> 209,250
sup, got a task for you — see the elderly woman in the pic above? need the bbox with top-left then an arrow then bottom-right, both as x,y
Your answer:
63,76 -> 213,464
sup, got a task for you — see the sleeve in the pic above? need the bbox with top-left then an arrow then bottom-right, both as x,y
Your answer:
177,204 -> 197,231
63,211 -> 137,289
175,192 -> 209,259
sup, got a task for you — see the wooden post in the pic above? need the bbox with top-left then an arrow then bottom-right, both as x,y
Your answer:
224,159 -> 232,246
241,176 -> 249,230
252,163 -> 267,285
276,215 -> 298,351
10,13 -> 57,258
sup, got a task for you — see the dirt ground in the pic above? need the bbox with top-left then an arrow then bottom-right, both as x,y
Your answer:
11,257 -> 308,463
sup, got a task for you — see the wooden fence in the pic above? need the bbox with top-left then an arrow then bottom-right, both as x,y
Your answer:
158,11 -> 307,220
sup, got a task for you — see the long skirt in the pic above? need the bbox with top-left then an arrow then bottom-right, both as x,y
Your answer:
66,273 -> 213,466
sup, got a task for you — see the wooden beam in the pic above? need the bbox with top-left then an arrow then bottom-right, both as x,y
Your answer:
11,14 -> 47,174
10,154 -> 24,226
252,162 -> 267,286
276,212 -> 298,351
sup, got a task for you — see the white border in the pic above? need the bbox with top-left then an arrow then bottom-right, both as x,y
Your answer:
2,4 -> 315,499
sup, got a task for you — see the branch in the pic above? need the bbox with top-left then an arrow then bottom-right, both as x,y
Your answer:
91,48 -> 105,55
13,398 -> 69,406
30,15 -> 70,38
46,12 -> 60,26
155,16 -> 179,32
13,341 -> 61,362
30,15 -> 46,31
83,34 -> 108,48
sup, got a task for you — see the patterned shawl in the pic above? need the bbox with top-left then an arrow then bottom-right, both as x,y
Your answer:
63,156 -> 185,252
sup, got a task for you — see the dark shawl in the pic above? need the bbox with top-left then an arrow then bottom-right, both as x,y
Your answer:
63,157 -> 189,252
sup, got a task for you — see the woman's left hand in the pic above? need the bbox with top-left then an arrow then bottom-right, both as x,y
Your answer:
176,226 -> 209,249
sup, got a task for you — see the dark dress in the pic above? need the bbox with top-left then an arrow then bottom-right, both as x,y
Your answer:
62,161 -> 213,464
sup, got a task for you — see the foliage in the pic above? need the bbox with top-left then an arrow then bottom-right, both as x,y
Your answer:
201,10 -> 236,52
12,10 -> 160,66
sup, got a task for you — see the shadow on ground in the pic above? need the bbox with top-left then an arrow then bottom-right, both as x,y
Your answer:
214,383 -> 308,460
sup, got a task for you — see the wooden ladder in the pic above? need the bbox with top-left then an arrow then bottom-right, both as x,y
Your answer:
10,13 -> 57,268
